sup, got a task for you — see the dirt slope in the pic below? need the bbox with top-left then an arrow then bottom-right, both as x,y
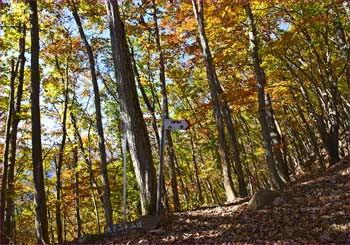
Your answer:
79,160 -> 350,244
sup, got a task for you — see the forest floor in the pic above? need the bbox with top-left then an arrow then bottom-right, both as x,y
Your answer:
76,159 -> 350,244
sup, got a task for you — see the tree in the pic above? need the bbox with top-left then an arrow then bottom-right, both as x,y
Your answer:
243,1 -> 285,190
1,58 -> 16,244
29,1 -> 49,243
150,0 -> 180,211
192,0 -> 248,201
4,24 -> 26,244
70,0 -> 113,227
105,0 -> 157,215
53,55 -> 69,243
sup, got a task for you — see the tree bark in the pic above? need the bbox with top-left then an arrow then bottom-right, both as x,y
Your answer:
1,59 -> 16,244
70,1 -> 113,226
72,145 -> 82,239
151,0 -> 180,211
293,97 -> 325,168
53,56 -> 69,244
283,56 -> 340,166
105,0 -> 157,215
192,0 -> 236,202
29,1 -> 49,243
244,2 -> 284,190
265,94 -> 290,182
221,108 -> 248,197
337,4 -> 350,96
189,131 -> 204,204
71,111 -> 101,233
130,46 -> 161,149
323,28 -> 340,165
4,25 -> 26,244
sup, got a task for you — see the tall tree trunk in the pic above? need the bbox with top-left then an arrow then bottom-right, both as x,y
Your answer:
221,109 -> 248,197
189,131 -> 204,204
70,1 -> 113,226
283,58 -> 331,163
105,0 -> 157,215
244,2 -> 284,190
1,59 -> 16,244
54,155 -> 63,243
174,156 -> 190,207
323,29 -> 340,165
54,60 -> 69,243
72,145 -> 82,239
192,0 -> 236,202
4,25 -> 26,244
130,46 -> 161,149
29,1 -> 49,243
151,0 -> 180,211
71,112 -> 101,233
45,172 -> 54,244
293,99 -> 325,168
265,94 -> 290,182
334,2 -> 350,105
238,116 -> 262,192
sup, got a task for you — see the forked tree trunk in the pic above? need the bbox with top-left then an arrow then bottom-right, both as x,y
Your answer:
106,0 -> 157,215
29,1 -> 49,243
192,0 -> 236,202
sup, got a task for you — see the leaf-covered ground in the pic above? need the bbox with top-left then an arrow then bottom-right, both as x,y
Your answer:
79,160 -> 350,244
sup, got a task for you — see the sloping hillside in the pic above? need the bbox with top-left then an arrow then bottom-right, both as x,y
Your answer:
77,160 -> 350,244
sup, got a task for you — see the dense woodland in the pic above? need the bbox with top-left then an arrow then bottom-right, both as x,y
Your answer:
0,0 -> 349,244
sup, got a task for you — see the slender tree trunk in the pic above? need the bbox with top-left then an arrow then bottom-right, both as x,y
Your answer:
54,56 -> 69,244
189,131 -> 204,204
54,155 -> 63,243
244,2 -> 284,190
265,94 -> 290,182
205,181 -> 214,203
70,1 -> 113,226
334,2 -> 350,107
238,116 -> 262,192
71,112 -> 101,233
1,59 -> 16,244
293,99 -> 325,168
72,145 -> 82,238
174,156 -> 190,207
192,0 -> 236,202
63,211 -> 67,242
5,26 -> 26,244
106,0 -> 157,215
212,75 -> 248,197
221,110 -> 248,197
283,59 -> 330,159
323,30 -> 340,165
130,46 -> 161,149
151,0 -> 180,211
45,171 -> 54,244
29,1 -> 49,243
283,106 -> 306,171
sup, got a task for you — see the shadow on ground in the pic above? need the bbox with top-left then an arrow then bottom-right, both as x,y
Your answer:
73,160 -> 350,244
